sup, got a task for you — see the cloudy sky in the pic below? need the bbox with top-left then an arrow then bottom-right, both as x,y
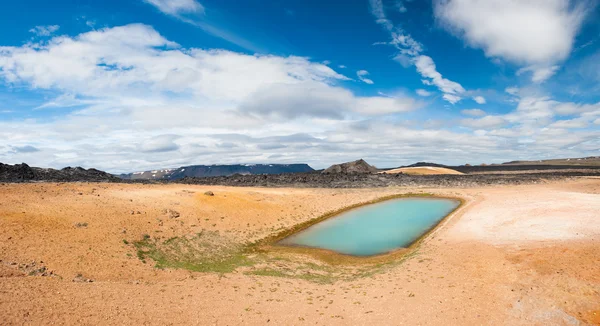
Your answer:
0,0 -> 599,173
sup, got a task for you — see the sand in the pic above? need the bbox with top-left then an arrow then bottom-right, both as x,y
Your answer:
382,166 -> 464,175
0,178 -> 599,325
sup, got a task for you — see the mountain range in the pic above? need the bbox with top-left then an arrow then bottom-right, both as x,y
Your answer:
118,164 -> 315,180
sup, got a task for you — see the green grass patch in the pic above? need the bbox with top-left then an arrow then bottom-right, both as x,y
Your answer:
133,231 -> 253,273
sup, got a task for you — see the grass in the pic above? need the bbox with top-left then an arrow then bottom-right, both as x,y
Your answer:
133,231 -> 253,273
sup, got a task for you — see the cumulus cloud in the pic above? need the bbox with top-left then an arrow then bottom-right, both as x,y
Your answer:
461,109 -> 486,117
356,70 -> 374,84
472,96 -> 486,104
416,89 -> 433,97
145,0 -> 204,16
549,118 -> 589,129
434,0 -> 589,83
1,24 -> 598,173
461,116 -> 508,129
140,135 -> 180,153
505,87 -> 520,96
516,65 -> 560,83
0,24 -> 428,172
29,25 -> 60,36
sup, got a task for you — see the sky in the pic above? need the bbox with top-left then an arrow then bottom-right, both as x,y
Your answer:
0,0 -> 599,173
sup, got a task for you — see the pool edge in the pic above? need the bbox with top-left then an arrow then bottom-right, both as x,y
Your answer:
249,192 -> 466,265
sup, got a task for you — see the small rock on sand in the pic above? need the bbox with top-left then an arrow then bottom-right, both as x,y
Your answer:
162,209 -> 180,218
204,191 -> 215,196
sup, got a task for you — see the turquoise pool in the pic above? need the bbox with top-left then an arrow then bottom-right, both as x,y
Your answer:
278,197 -> 459,256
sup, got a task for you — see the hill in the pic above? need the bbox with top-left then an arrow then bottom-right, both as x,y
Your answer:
119,164 -> 314,180
322,159 -> 378,174
0,163 -> 119,182
501,157 -> 600,166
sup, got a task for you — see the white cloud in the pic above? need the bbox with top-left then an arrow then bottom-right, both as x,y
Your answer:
443,94 -> 462,104
461,108 -> 486,117
356,70 -> 374,84
29,25 -> 60,36
415,55 -> 465,103
338,65 -> 346,69
145,0 -> 204,16
505,87 -> 519,96
144,0 -> 261,53
434,0 -> 589,82
369,0 -> 394,31
396,1 -> 407,13
549,118 -> 589,129
461,116 -> 508,129
416,89 -> 433,97
0,24 -> 428,171
140,134 -> 181,152
472,96 -> 486,104
1,24 -> 598,172
369,0 -> 465,104
516,65 -> 560,83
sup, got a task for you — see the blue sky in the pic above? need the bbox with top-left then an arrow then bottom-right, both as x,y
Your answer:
0,0 -> 599,172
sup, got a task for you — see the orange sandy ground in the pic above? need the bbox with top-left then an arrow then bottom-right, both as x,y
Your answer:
0,178 -> 599,325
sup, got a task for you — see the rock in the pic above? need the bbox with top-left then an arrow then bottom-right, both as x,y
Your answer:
163,209 -> 180,218
204,191 -> 215,196
0,163 -> 35,181
322,159 -> 378,174
72,274 -> 93,283
0,162 -> 119,183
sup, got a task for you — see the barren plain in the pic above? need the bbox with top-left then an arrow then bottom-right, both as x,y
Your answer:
1,178 -> 599,325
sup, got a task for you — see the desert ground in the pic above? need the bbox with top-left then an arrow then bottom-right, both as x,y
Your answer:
1,178 -> 599,325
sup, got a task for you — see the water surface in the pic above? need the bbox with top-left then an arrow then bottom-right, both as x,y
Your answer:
279,198 -> 459,256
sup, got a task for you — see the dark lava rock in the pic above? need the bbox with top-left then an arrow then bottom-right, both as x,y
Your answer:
0,162 -> 120,183
0,163 -> 35,181
322,159 -> 379,174
404,162 -> 448,168
178,170 -> 600,188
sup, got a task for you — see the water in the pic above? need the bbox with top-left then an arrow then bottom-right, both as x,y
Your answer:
279,198 -> 459,256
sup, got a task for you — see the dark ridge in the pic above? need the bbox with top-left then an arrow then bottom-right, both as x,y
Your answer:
0,162 -> 120,183
177,170 -> 600,188
452,164 -> 600,173
404,162 -> 448,168
119,163 -> 314,180
2,161 -> 600,187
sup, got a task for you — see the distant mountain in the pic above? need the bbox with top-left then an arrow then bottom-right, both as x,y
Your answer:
501,156 -> 600,166
322,159 -> 378,174
0,163 -> 119,183
404,162 -> 448,168
119,164 -> 314,180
